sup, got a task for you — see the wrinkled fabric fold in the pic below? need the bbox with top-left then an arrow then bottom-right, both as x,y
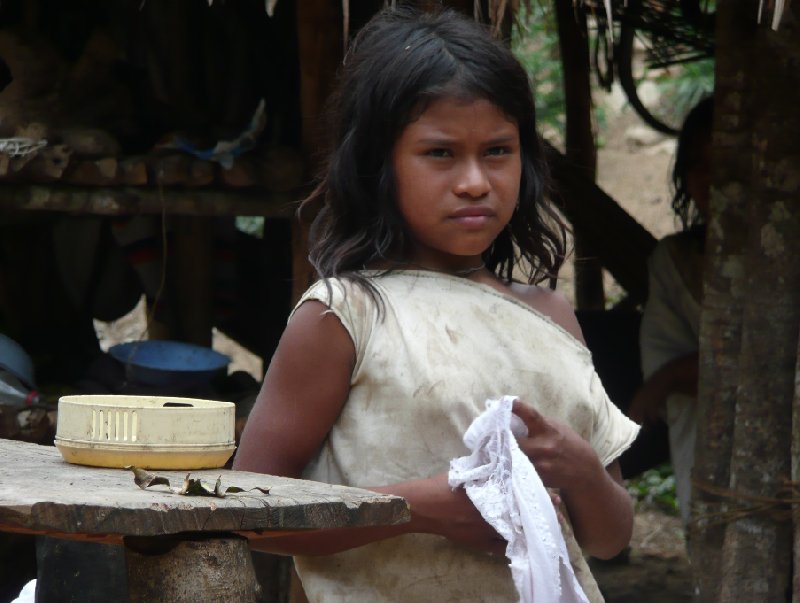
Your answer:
449,395 -> 589,603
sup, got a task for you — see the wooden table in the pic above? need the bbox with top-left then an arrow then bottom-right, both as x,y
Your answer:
0,439 -> 410,602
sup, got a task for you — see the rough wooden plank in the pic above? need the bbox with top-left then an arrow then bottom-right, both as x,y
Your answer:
119,157 -> 149,186
0,184 -> 298,217
0,440 -> 409,538
220,158 -> 257,188
67,158 -> 119,186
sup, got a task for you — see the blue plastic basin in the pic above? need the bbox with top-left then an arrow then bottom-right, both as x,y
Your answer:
108,340 -> 230,387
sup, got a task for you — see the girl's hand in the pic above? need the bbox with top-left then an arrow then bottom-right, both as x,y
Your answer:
511,399 -> 604,494
405,473 -> 507,556
511,399 -> 634,559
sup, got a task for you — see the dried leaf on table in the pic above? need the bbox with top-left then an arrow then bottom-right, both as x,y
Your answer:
125,467 -> 270,498
224,485 -> 271,495
177,474 -> 218,497
125,465 -> 171,490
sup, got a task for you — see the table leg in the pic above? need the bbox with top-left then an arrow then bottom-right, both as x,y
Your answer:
125,534 -> 261,602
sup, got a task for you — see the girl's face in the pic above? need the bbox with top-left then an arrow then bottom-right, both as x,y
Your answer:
391,96 -> 521,272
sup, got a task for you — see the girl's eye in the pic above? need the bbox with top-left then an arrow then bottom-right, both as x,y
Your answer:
425,148 -> 452,158
486,146 -> 512,157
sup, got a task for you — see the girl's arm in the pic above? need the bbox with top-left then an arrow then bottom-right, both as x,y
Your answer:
233,301 -> 504,556
511,285 -> 634,559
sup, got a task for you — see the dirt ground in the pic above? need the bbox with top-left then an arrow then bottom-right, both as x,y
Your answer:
592,507 -> 692,602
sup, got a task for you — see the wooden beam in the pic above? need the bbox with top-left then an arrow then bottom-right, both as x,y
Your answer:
0,185 -> 299,217
546,143 -> 657,306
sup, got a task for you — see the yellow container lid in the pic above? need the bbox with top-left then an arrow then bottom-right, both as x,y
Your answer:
55,395 -> 236,469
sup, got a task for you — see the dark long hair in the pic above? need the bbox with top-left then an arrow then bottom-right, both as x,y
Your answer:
672,96 -> 713,229
301,7 -> 566,291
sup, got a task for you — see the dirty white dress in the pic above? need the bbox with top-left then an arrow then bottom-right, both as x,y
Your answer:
639,231 -> 704,526
293,271 -> 640,603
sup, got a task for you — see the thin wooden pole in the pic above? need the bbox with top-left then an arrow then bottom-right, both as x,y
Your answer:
554,1 -> 604,309
292,0 -> 344,303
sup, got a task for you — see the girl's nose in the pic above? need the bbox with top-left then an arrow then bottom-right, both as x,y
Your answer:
453,159 -> 490,198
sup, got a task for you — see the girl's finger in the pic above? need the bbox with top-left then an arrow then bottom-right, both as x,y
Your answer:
511,399 -> 548,433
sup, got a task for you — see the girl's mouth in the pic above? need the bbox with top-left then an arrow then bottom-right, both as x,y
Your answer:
451,215 -> 493,228
449,207 -> 495,227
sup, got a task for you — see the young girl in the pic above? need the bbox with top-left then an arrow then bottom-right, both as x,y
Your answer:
234,8 -> 639,602
629,97 -> 713,526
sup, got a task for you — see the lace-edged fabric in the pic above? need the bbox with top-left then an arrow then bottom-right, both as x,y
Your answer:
449,396 -> 590,603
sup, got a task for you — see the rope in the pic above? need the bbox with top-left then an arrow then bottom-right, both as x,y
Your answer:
138,161 -> 169,341
688,477 -> 798,530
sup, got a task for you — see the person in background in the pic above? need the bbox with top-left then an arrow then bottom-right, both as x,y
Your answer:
628,97 -> 713,527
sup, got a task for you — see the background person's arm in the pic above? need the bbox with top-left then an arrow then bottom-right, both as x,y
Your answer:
628,352 -> 699,425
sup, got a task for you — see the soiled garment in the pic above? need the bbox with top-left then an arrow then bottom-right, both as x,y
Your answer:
449,396 -> 589,603
293,271 -> 640,603
640,232 -> 702,526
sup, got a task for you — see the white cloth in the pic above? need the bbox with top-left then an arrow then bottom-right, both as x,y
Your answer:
450,396 -> 590,603
11,579 -> 36,603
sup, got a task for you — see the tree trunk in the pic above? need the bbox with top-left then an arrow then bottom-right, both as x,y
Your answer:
692,1 -> 800,600
688,2 -> 753,596
717,0 -> 800,597
554,0 -> 604,310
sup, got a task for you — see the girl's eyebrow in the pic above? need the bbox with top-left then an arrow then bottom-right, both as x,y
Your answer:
414,134 -> 519,145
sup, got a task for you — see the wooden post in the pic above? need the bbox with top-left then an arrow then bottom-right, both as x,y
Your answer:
715,0 -> 799,598
292,0 -> 344,303
689,3 -> 752,597
125,535 -> 262,602
555,1 -> 604,310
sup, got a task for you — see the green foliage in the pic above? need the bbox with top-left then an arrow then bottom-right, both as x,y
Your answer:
626,463 -> 679,515
654,58 -> 715,125
236,216 -> 264,238
512,4 -> 565,135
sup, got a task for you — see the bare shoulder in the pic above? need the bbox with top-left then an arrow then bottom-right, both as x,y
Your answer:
509,283 -> 586,344
233,299 -> 355,477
